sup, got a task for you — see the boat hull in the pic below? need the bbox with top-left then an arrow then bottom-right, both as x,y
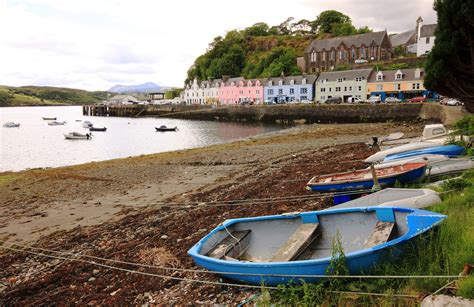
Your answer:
155,127 -> 177,132
307,165 -> 426,192
384,145 -> 465,161
188,207 -> 446,286
89,127 -> 106,132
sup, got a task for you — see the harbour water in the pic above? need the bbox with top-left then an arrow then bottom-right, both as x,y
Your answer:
0,106 -> 285,172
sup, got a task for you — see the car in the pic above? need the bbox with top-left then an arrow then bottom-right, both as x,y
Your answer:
385,97 -> 402,103
347,97 -> 363,104
408,96 -> 427,102
324,96 -> 342,104
368,96 -> 381,103
446,99 -> 462,106
355,59 -> 368,64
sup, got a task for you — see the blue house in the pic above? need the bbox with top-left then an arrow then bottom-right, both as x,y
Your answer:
263,75 -> 317,104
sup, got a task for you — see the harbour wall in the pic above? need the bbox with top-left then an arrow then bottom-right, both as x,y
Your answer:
83,103 -> 449,124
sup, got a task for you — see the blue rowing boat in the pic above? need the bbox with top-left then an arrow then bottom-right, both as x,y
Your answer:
384,145 -> 465,162
306,162 -> 426,193
188,207 -> 446,286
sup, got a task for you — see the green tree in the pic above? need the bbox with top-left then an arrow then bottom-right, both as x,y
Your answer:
311,10 -> 351,34
244,22 -> 269,37
332,22 -> 357,36
424,0 -> 474,112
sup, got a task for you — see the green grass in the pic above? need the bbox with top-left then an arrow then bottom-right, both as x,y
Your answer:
259,172 -> 474,304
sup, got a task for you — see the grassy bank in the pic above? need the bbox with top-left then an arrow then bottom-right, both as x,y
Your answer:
258,171 -> 474,305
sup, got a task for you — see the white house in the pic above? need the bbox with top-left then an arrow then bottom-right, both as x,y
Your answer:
315,69 -> 373,103
416,17 -> 436,57
183,78 -> 220,105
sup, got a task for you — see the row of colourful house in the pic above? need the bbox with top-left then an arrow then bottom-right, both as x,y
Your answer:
182,68 -> 437,105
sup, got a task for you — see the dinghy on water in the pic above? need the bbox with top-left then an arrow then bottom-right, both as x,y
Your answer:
188,207 -> 446,286
155,125 -> 178,132
3,122 -> 20,128
48,120 -> 66,126
307,163 -> 427,193
329,188 -> 441,210
383,145 -> 465,161
82,121 -> 93,128
64,132 -> 92,140
89,126 -> 107,132
42,117 -> 57,120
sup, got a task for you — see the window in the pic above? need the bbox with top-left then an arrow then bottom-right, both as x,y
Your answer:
290,88 -> 295,94
329,88 -> 332,92
412,83 -> 420,90
239,90 -> 243,95
426,37 -> 430,44
337,78 -> 343,82
376,85 -> 383,91
322,51 -> 326,61
361,46 -> 365,59
321,88 -> 326,92
256,90 -> 260,94
321,96 -> 325,100
268,89 -> 274,95
311,50 -> 317,62
300,96 -> 307,101
344,87 -> 347,91
376,73 -> 383,81
300,88 -> 308,94
358,86 -> 362,91
330,50 -> 335,60
351,48 -> 356,59
395,73 -> 402,80
336,87 -> 341,92
268,81 -> 273,86
290,80 -> 294,85
394,83 -> 401,90
355,77 -> 362,82
349,86 -> 352,91
339,49 -> 344,60
302,79 -> 307,85
278,89 -> 283,95
279,80 -> 283,86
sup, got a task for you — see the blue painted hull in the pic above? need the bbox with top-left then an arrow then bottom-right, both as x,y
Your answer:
307,165 -> 426,193
384,145 -> 465,161
188,207 -> 446,286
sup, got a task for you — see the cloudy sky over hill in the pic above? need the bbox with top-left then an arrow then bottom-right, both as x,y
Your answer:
0,0 -> 436,91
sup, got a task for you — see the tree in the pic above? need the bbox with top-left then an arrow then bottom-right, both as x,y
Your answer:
244,22 -> 269,37
332,22 -> 357,36
292,19 -> 312,36
311,10 -> 351,34
277,17 -> 295,35
424,0 -> 474,112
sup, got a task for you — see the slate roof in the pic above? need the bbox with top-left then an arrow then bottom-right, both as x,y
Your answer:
305,31 -> 389,53
317,69 -> 373,82
420,24 -> 436,38
368,68 -> 424,82
390,30 -> 416,47
265,75 -> 318,86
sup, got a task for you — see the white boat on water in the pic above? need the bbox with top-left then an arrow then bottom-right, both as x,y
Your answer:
64,132 -> 92,140
3,122 -> 20,128
329,188 -> 441,210
83,121 -> 93,128
48,120 -> 66,126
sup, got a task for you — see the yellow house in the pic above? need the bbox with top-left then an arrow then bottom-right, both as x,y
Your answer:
367,68 -> 435,101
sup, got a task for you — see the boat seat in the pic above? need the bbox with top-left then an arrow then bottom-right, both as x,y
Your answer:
365,221 -> 395,248
206,230 -> 251,259
270,223 -> 320,262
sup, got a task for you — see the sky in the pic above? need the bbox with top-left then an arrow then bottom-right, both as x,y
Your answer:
0,0 -> 437,91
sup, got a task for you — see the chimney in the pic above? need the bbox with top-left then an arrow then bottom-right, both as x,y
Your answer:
222,75 -> 230,82
416,16 -> 423,41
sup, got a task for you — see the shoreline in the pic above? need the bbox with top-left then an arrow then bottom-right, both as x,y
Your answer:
0,122 -> 426,303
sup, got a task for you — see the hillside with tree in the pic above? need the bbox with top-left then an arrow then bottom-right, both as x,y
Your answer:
185,10 -> 372,84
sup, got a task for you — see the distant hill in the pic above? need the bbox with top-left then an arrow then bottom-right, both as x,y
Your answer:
0,85 -> 108,107
108,82 -> 168,94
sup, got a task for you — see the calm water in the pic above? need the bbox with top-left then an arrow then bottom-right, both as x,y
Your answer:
0,106 -> 284,172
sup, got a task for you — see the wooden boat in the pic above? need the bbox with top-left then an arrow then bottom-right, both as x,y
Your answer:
329,188 -> 441,210
383,145 -> 465,161
188,207 -> 446,286
82,121 -> 93,128
42,117 -> 56,120
48,120 -> 66,126
307,163 -> 427,193
155,125 -> 178,132
3,122 -> 20,128
89,126 -> 107,132
64,132 -> 92,140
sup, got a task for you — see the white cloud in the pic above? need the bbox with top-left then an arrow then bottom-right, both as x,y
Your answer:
0,0 -> 436,91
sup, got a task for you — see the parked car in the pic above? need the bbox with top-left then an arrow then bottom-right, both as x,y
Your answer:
368,96 -> 381,104
408,96 -> 427,102
324,97 -> 342,104
347,97 -> 363,104
355,59 -> 368,64
446,99 -> 462,106
385,97 -> 402,103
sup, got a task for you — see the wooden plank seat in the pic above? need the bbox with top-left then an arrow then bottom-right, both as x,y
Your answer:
206,230 -> 251,259
365,221 -> 395,248
270,223 -> 320,262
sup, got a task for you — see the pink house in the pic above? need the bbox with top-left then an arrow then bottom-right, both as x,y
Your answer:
237,79 -> 264,104
218,77 -> 243,105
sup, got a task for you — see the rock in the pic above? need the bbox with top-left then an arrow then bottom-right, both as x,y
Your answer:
161,235 -> 169,240
88,277 -> 96,282
421,295 -> 474,307
93,269 -> 99,275
177,239 -> 183,243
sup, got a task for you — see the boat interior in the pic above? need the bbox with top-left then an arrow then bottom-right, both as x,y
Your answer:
199,209 -> 410,262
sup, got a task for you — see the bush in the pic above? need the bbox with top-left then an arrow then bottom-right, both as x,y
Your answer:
458,275 -> 474,299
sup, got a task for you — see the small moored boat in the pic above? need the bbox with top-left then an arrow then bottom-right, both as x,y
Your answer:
82,121 -> 93,128
188,207 -> 446,286
3,122 -> 20,128
89,126 -> 107,132
64,132 -> 92,140
42,117 -> 57,120
48,120 -> 66,126
365,141 -> 446,163
307,163 -> 426,193
155,125 -> 178,132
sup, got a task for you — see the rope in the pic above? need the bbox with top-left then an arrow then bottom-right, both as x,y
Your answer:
0,241 -> 462,280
